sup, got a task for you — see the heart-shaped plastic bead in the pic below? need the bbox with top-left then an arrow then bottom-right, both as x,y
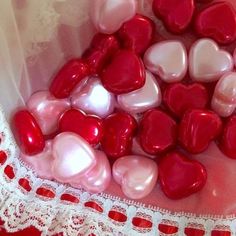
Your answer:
159,151 -> 207,199
113,155 -> 158,199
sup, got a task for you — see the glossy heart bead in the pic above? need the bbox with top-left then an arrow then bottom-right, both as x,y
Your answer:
101,112 -> 137,159
71,76 -> 115,118
211,72 -> 236,117
195,2 -> 236,44
91,0 -> 136,34
178,109 -> 222,154
83,33 -> 120,75
117,70 -> 162,114
139,109 -> 177,155
50,59 -> 89,98
164,83 -> 209,118
101,50 -> 146,94
144,41 -> 187,83
113,155 -> 158,199
59,109 -> 103,145
189,39 -> 233,82
152,0 -> 195,33
159,151 -> 207,199
219,115 -> 236,159
118,14 -> 155,55
26,91 -> 70,135
20,141 -> 54,180
12,110 -> 45,155
71,150 -> 111,193
51,132 -> 96,182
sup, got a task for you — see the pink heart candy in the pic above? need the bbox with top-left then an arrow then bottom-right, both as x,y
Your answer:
91,0 -> 137,34
189,39 -> 233,82
27,91 -> 71,135
20,141 -> 54,180
71,76 -> 115,118
211,72 -> 236,117
117,70 -> 162,114
112,155 -> 158,199
51,132 -> 97,182
144,40 -> 187,83
71,150 -> 111,193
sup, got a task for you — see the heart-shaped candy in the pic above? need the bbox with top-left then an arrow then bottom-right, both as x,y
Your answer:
50,59 -> 89,99
159,151 -> 207,199
20,141 -> 54,180
113,155 -> 158,199
26,91 -> 71,135
211,72 -> 236,117
219,115 -> 236,159
51,132 -> 96,182
91,0 -> 136,34
139,109 -> 177,155
189,39 -> 233,82
12,110 -> 45,155
59,109 -> 103,145
71,76 -> 115,118
144,41 -> 187,83
101,50 -> 146,94
117,70 -> 162,114
101,112 -> 137,159
178,109 -> 222,154
163,83 -> 209,118
152,0 -> 195,33
195,2 -> 236,44
118,14 -> 155,55
71,150 -> 111,193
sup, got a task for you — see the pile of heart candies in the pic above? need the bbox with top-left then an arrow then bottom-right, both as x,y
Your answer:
11,0 -> 236,200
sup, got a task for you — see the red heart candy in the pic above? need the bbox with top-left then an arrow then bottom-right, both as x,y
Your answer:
59,109 -> 103,145
83,33 -> 120,75
195,2 -> 236,44
139,109 -> 177,155
101,50 -> 145,94
118,14 -> 155,55
12,110 -> 45,155
163,83 -> 209,118
219,115 -> 236,159
178,109 -> 222,154
50,59 -> 89,98
101,112 -> 137,159
152,0 -> 195,33
159,151 -> 207,199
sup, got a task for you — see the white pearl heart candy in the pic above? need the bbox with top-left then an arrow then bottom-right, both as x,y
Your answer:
189,38 -> 233,82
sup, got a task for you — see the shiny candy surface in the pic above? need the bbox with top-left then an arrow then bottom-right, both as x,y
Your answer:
101,112 -> 137,159
101,50 -> 146,94
117,70 -> 162,114
164,83 -> 209,118
91,0 -> 136,34
71,150 -> 111,193
118,14 -> 155,55
20,141 -> 54,180
195,2 -> 236,44
113,155 -> 158,199
139,109 -> 177,155
71,76 -> 115,118
50,59 -> 89,98
159,151 -> 207,199
26,91 -> 70,135
51,132 -> 96,182
144,41 -> 187,83
189,39 -> 233,82
12,110 -> 45,155
59,109 -> 103,145
152,0 -> 195,33
178,109 -> 222,154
